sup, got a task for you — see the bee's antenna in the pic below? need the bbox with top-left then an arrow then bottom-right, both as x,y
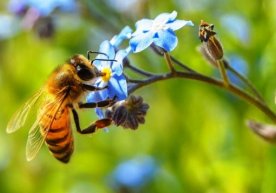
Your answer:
87,51 -> 109,60
91,58 -> 117,65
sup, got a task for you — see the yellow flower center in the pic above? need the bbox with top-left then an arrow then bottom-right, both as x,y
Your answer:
101,67 -> 112,82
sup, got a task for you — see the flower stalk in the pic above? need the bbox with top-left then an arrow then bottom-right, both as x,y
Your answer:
217,59 -> 230,87
164,51 -> 176,74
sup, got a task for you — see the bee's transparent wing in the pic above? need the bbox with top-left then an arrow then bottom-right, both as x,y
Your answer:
6,89 -> 44,134
26,93 -> 68,162
26,117 -> 43,161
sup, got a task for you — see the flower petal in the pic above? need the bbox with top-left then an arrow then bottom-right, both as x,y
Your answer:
129,31 -> 154,53
154,29 -> 178,52
166,20 -> 194,31
98,40 -> 115,60
95,108 -> 104,119
87,91 -> 103,103
111,49 -> 129,76
112,61 -> 123,76
117,75 -> 128,99
98,89 -> 109,101
87,79 -> 109,102
154,11 -> 177,24
110,26 -> 132,47
132,19 -> 154,36
93,59 -> 109,69
108,75 -> 128,100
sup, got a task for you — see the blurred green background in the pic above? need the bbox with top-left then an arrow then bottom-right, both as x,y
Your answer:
1,0 -> 276,193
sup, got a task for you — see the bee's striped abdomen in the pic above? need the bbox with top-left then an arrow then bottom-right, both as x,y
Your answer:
41,107 -> 74,163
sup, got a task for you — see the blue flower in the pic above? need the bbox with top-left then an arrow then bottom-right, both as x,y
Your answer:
0,14 -> 19,39
129,10 -> 194,53
227,55 -> 248,85
8,0 -> 77,16
109,156 -> 158,189
87,40 -> 129,103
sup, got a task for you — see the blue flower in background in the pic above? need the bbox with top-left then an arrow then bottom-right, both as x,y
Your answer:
0,14 -> 19,39
227,55 -> 248,85
87,40 -> 129,103
8,0 -> 77,16
130,10 -> 194,53
8,0 -> 77,38
220,14 -> 250,44
109,156 -> 158,190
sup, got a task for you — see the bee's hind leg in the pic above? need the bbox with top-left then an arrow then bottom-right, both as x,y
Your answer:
71,108 -> 111,134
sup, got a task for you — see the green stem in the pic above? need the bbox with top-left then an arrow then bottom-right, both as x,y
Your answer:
150,45 -> 196,73
125,62 -> 156,77
227,84 -> 276,122
164,52 -> 176,74
217,59 -> 230,87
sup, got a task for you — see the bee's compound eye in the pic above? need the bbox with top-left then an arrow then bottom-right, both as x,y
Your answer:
76,64 -> 94,81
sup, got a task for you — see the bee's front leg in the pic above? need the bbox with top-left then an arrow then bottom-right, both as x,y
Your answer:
78,97 -> 116,109
81,84 -> 107,91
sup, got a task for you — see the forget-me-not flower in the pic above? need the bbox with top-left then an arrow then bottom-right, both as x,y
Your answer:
87,40 -> 129,103
8,0 -> 77,16
109,156 -> 158,190
129,10 -> 193,53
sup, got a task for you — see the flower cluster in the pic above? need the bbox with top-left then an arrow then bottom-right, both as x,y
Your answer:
86,11 -> 193,131
130,11 -> 193,53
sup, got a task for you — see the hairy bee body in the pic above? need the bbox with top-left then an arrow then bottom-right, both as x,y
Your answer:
39,60 -> 87,163
7,54 -> 103,163
41,104 -> 73,163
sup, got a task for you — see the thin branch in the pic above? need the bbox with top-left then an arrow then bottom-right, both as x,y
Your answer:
124,74 -> 147,84
128,71 -> 221,94
128,70 -> 276,123
125,62 -> 156,77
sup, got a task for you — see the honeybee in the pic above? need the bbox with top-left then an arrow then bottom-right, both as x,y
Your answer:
6,53 -> 113,163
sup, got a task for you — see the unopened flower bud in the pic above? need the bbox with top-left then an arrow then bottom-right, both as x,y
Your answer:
199,20 -> 223,61
106,95 -> 150,130
247,120 -> 276,143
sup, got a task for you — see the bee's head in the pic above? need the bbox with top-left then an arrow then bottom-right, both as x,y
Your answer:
69,54 -> 102,81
